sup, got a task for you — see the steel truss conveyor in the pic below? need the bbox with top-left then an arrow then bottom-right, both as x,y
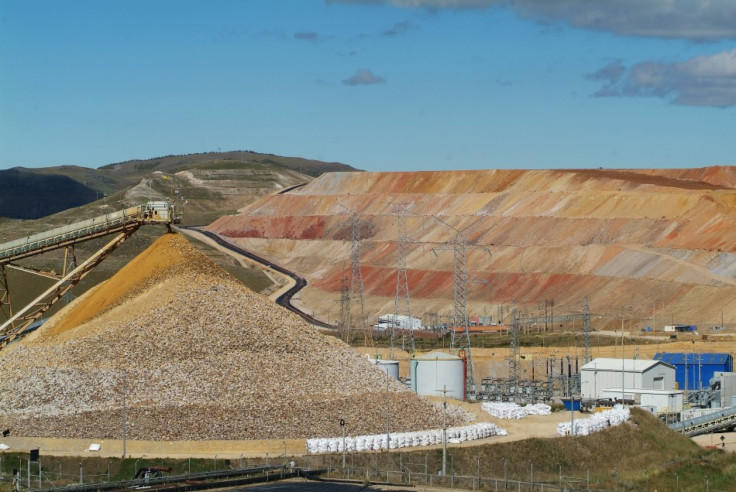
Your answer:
669,406 -> 736,437
0,203 -> 177,350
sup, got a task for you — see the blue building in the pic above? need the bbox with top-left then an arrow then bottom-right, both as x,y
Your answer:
653,353 -> 734,391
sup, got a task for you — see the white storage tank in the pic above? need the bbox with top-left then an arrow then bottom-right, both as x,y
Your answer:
368,358 -> 400,380
410,351 -> 466,400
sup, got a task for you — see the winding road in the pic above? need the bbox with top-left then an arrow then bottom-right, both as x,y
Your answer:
178,226 -> 333,329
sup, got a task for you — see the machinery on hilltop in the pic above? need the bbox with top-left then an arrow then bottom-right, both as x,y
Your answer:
0,201 -> 181,350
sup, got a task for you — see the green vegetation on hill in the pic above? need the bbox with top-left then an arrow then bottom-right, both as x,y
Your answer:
0,150 -> 359,221
0,169 -> 98,219
99,150 -> 358,178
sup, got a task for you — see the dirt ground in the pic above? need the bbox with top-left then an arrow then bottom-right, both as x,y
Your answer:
0,403 -> 575,459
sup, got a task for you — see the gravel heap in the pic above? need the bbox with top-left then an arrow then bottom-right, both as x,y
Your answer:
0,233 -> 464,440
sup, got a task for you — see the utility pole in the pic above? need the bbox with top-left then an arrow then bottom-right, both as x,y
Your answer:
340,417 -> 346,469
441,385 -> 448,476
386,371 -> 391,451
122,369 -> 127,458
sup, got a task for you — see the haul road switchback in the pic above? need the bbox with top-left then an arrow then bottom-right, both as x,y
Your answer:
0,201 -> 180,350
182,227 -> 333,329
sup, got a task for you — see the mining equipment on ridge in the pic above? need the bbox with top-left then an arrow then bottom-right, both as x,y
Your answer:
0,201 -> 180,350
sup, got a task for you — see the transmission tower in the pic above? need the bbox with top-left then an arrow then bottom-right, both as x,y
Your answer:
392,204 -> 413,358
334,202 -> 373,345
338,267 -> 351,342
509,303 -> 521,382
349,212 -> 368,342
431,215 -> 491,396
582,297 -> 592,364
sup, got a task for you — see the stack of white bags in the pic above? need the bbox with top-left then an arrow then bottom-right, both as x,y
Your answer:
556,404 -> 630,436
307,422 -> 507,454
481,402 -> 552,419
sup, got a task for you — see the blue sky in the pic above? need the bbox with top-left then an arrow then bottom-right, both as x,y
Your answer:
1,0 -> 735,172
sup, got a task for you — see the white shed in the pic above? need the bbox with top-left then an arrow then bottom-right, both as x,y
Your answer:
580,358 -> 676,401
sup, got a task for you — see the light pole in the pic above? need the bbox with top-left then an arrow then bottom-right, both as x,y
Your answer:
558,463 -> 562,488
442,385 -> 448,476
529,460 -> 533,489
385,371 -> 391,451
340,417 -> 346,470
621,317 -> 625,405
122,369 -> 127,459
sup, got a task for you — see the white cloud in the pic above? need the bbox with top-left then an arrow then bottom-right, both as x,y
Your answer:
342,68 -> 387,85
328,0 -> 736,41
587,48 -> 736,107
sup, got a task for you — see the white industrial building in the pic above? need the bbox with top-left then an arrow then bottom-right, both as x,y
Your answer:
374,314 -> 422,331
581,358 -> 677,402
600,388 -> 684,413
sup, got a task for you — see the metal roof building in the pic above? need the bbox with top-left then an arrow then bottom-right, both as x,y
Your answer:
580,358 -> 676,401
653,353 -> 734,391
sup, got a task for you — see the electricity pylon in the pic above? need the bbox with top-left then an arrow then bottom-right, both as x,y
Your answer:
392,203 -> 414,358
582,297 -> 592,364
431,215 -> 491,397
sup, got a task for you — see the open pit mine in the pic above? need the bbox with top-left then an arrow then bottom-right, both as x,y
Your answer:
207,167 -> 736,330
1,166 -> 735,472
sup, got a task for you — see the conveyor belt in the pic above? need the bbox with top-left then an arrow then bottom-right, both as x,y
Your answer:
669,406 -> 736,437
0,202 -> 179,350
0,206 -> 155,264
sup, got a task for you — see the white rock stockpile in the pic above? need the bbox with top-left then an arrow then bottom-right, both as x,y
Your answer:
0,234 -> 470,441
306,422 -> 507,454
481,402 -> 552,419
556,405 -> 630,436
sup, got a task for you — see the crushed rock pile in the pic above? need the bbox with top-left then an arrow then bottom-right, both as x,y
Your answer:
0,233 -> 465,441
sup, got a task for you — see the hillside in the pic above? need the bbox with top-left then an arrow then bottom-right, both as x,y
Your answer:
0,151 -> 360,222
206,167 -> 736,331
0,168 -> 100,219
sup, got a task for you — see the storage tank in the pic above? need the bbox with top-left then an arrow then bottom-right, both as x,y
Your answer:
410,351 -> 466,400
368,359 -> 400,380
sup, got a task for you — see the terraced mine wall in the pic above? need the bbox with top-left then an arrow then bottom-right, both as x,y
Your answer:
207,167 -> 736,329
